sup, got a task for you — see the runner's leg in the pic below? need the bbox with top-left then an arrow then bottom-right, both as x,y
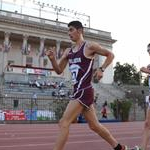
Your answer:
53,100 -> 83,150
82,104 -> 119,148
141,107 -> 150,150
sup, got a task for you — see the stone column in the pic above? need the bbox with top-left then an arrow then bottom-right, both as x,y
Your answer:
3,32 -> 11,53
21,34 -> 28,66
56,40 -> 60,59
3,32 -> 11,72
39,37 -> 45,67
21,34 -> 28,55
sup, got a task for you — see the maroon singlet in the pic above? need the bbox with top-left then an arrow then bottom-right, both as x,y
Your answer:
67,42 -> 94,108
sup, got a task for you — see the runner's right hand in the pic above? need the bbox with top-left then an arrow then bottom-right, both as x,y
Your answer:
45,47 -> 56,60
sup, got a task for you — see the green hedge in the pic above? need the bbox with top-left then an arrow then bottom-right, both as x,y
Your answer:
110,99 -> 132,121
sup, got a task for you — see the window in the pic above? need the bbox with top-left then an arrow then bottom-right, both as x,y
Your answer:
13,100 -> 19,108
7,60 -> 14,71
26,56 -> 33,67
8,60 -> 14,65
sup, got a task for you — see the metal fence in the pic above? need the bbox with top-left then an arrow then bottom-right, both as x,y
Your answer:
0,95 -> 146,124
0,96 -> 69,123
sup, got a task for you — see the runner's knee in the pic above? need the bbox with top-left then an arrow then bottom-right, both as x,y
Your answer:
58,118 -> 70,129
88,121 -> 100,132
144,122 -> 150,129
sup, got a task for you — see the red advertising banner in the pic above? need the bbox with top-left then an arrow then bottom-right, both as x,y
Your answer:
4,110 -> 26,120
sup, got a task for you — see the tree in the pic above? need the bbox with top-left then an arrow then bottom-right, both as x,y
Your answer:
143,75 -> 149,86
110,99 -> 132,121
114,62 -> 141,85
53,99 -> 69,121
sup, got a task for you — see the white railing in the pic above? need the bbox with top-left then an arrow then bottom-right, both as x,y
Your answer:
0,4 -> 110,38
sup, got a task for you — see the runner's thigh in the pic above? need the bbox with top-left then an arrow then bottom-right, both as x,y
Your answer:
82,104 -> 99,124
61,100 -> 84,123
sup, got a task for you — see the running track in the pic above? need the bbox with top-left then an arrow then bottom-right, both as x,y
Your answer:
0,121 -> 149,150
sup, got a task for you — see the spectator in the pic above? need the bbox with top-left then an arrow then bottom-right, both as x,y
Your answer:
29,80 -> 33,87
101,104 -> 107,119
59,81 -> 65,89
34,80 -> 42,89
94,93 -> 99,104
51,81 -> 57,88
9,80 -> 14,88
59,89 -> 65,98
32,92 -> 37,106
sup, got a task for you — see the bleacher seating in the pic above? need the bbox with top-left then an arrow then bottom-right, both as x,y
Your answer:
2,72 -> 72,99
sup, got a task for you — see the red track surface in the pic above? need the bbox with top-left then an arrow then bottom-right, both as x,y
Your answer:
0,121 -> 149,150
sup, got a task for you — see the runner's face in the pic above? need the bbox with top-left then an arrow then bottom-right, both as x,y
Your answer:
68,26 -> 80,42
148,46 -> 150,55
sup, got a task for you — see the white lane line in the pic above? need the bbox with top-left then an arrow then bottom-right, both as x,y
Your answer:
0,136 -> 141,148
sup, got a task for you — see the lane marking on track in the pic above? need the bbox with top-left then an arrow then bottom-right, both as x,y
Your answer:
0,136 -> 141,148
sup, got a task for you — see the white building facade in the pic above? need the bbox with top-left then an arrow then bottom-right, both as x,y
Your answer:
0,10 -> 116,84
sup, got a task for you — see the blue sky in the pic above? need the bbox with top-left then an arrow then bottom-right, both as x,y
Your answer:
2,0 -> 150,70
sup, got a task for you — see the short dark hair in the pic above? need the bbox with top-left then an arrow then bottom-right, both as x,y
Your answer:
147,43 -> 150,52
68,21 -> 83,29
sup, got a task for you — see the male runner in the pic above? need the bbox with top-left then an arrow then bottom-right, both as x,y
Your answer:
45,20 -> 128,150
133,43 -> 150,150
